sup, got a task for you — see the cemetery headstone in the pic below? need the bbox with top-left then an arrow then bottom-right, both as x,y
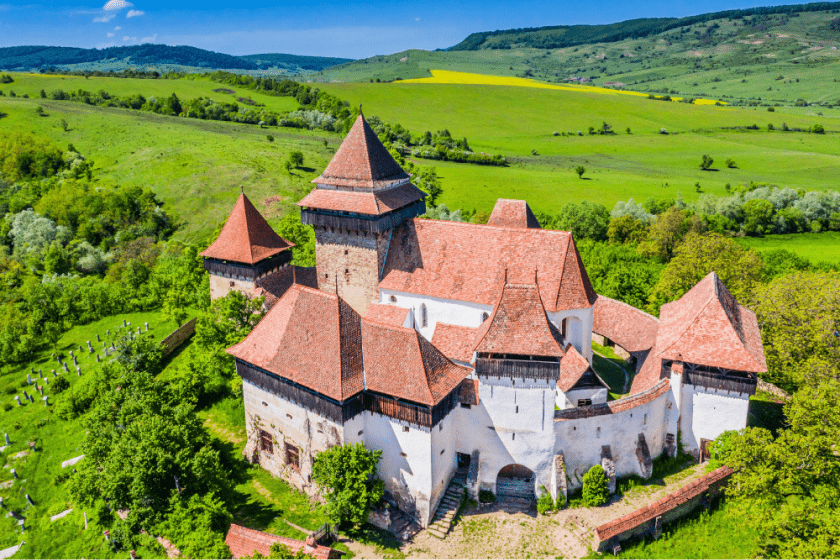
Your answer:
14,396 -> 21,406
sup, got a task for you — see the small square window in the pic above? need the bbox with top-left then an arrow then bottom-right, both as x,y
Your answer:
403,426 -> 409,433
344,249 -> 349,255
460,403 -> 471,409
286,413 -> 292,419
440,449 -> 445,455
345,268 -> 349,274
400,452 -> 407,457
284,442 -> 300,471
259,429 -> 273,454
262,401 -> 268,407
389,295 -> 397,303
578,399 -> 592,407
358,430 -> 364,436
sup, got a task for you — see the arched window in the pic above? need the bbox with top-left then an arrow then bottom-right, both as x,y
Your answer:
389,295 -> 397,303
420,303 -> 428,328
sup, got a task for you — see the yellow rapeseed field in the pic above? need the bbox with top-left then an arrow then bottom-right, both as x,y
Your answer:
400,70 -> 725,105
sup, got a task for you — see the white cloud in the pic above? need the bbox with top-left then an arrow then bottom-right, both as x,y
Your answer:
140,34 -> 157,43
123,35 -> 130,40
107,32 -> 114,37
126,9 -> 144,18
415,17 -> 421,21
93,13 -> 115,22
114,26 -> 121,30
103,0 -> 132,10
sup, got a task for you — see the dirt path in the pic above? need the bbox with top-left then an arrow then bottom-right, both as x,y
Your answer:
393,462 -> 707,559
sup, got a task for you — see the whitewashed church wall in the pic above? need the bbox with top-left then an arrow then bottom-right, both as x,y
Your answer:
554,390 -> 670,490
430,411 -> 459,514
377,290 -> 493,342
558,386 -> 609,409
361,412 -> 435,526
547,307 -> 594,361
461,377 -> 557,497
241,380 -> 346,491
679,383 -> 750,456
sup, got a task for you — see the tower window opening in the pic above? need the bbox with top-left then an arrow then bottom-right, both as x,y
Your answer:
420,304 -> 428,328
389,295 -> 397,303
481,311 -> 489,322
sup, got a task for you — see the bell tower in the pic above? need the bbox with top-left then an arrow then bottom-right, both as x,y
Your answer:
299,113 -> 426,315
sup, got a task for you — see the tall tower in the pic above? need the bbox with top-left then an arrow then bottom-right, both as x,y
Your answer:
299,114 -> 426,315
201,192 -> 294,301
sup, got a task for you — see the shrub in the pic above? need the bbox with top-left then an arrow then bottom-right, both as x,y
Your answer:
726,158 -> 737,168
311,442 -> 384,527
52,376 -> 70,393
288,150 -> 304,168
266,134 -> 274,142
3,403 -> 12,412
478,490 -> 496,503
582,464 -> 609,507
812,124 -> 825,134
537,487 -> 555,515
575,165 -> 585,179
700,154 -> 714,170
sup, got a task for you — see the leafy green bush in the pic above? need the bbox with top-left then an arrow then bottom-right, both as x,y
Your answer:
478,490 -> 496,503
537,486 -> 554,514
311,442 -> 384,527
51,375 -> 70,393
582,464 -> 609,507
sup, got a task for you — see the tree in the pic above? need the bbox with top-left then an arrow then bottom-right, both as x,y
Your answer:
606,215 -> 648,245
742,199 -> 775,235
276,214 -> 316,266
639,207 -> 705,261
812,123 -> 825,134
752,272 -> 840,391
159,493 -> 232,559
582,464 -> 609,506
649,232 -> 763,313
575,165 -> 586,179
35,106 -> 44,116
60,119 -> 69,132
288,151 -> 304,168
266,134 -> 274,142
700,154 -> 714,170
311,442 -> 384,527
551,201 -> 610,241
726,157 -> 737,168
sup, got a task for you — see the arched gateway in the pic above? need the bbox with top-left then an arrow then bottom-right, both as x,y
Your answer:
496,464 -> 535,500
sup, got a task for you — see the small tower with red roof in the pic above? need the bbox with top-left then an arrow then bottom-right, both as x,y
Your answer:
298,113 -> 427,315
201,191 -> 294,300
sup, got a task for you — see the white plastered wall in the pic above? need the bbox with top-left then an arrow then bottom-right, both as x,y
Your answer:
378,289 -> 493,341
557,386 -> 609,409
547,308 -> 594,361
554,389 -> 671,490
430,412 -> 458,515
679,383 -> 751,456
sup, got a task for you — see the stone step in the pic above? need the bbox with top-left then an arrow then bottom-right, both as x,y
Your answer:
427,528 -> 445,539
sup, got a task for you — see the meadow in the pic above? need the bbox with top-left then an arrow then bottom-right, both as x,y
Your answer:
735,231 -> 840,264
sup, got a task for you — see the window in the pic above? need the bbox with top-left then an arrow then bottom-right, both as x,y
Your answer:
400,452 -> 407,457
578,399 -> 592,407
440,449 -> 445,455
259,429 -> 273,454
358,430 -> 364,436
325,273 -> 329,279
460,403 -> 471,409
481,311 -> 489,322
516,406 -> 519,413
439,423 -> 443,431
644,414 -> 648,425
420,304 -> 428,328
389,295 -> 397,303
285,442 -> 300,471
345,268 -> 349,274
286,413 -> 292,420
344,249 -> 349,255
403,426 -> 410,433
262,401 -> 268,407
512,433 -> 516,441
596,427 -> 601,439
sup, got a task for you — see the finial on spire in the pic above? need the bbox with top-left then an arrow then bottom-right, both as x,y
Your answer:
240,185 -> 244,194
359,103 -> 363,116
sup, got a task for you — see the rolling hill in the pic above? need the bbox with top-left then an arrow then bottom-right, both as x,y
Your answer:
0,45 -> 353,75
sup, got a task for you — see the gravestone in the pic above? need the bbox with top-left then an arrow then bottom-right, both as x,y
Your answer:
144,322 -> 149,332
43,396 -> 49,406
27,394 -> 33,403
14,396 -> 21,406
25,494 -> 33,506
62,364 -> 68,373
96,334 -> 101,342
122,319 -> 127,327
96,355 -> 100,363
77,367 -> 81,376
11,469 -> 17,479
4,434 -> 8,445
26,374 -> 31,385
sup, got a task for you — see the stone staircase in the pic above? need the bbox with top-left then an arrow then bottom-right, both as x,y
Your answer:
426,474 -> 466,539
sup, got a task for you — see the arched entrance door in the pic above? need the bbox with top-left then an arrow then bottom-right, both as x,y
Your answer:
496,464 -> 535,500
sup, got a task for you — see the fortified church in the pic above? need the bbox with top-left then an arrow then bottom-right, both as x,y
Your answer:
200,114 -> 767,528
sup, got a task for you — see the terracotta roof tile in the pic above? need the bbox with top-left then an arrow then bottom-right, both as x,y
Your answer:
298,183 -> 425,216
225,524 -> 336,559
313,114 -> 410,189
226,285 -> 364,402
592,295 -> 659,353
366,303 -> 410,327
487,199 -> 541,229
362,319 -> 469,406
656,272 -> 767,372
255,266 -> 319,310
458,378 -> 480,405
380,219 -> 596,312
629,345 -> 665,394
595,467 -> 734,542
558,344 -> 608,392
431,323 -> 479,363
474,281 -> 565,357
200,193 -> 293,264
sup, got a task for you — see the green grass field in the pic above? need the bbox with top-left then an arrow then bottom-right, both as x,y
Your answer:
735,231 -> 840,264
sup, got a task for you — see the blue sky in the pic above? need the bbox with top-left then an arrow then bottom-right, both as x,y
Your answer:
0,0 -> 799,59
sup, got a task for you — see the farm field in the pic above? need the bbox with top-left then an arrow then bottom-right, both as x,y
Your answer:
735,231 -> 840,264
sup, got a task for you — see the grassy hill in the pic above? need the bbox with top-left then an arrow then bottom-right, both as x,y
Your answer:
313,6 -> 840,105
0,45 -> 353,76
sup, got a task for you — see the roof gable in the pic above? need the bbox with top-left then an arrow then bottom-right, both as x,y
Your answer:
313,114 -> 410,190
380,219 -> 596,312
474,280 -> 565,357
487,199 -> 541,229
226,285 -> 364,401
362,319 -> 469,406
592,295 -> 659,353
200,193 -> 293,264
656,272 -> 767,372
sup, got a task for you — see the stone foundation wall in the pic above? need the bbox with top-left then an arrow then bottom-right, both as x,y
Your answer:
161,318 -> 197,356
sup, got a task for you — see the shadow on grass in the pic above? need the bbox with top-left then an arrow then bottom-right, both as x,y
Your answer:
342,523 -> 405,559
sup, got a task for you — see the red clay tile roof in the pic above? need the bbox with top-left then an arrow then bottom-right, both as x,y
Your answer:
592,295 -> 659,353
595,466 -> 734,542
558,344 -> 608,392
487,199 -> 542,229
629,347 -> 665,394
225,524 -> 336,560
380,219 -> 596,312
226,285 -> 364,402
556,378 -> 670,420
656,272 -> 767,373
200,193 -> 293,264
313,114 -> 410,190
474,281 -> 565,357
362,318 -> 470,406
298,183 -> 425,216
458,378 -> 480,405
254,266 -> 319,310
431,323 -> 479,363
366,303 -> 410,327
